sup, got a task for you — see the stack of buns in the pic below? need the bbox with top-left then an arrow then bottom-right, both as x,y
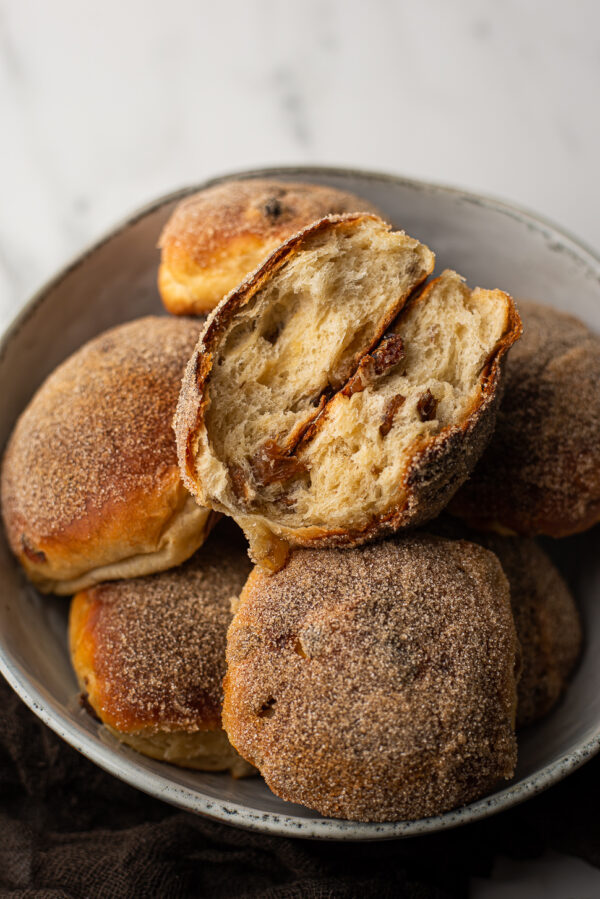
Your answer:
2,178 -> 594,822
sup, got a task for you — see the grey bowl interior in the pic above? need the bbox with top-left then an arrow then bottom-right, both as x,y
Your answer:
1,167 -> 599,840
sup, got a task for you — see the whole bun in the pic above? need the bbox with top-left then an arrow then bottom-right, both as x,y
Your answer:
428,519 -> 582,726
481,536 -> 582,728
158,178 -> 383,315
69,524 -> 253,774
1,316 -> 213,594
223,535 -> 519,821
451,300 -> 600,536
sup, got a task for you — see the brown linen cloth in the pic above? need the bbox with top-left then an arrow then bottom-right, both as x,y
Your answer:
0,673 -> 599,899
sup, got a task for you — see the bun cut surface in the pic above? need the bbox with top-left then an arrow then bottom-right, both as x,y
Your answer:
176,216 -> 520,567
223,535 -> 519,821
158,178 -> 383,315
1,316 -> 213,594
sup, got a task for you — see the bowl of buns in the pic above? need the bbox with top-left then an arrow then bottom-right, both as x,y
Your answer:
0,167 -> 599,839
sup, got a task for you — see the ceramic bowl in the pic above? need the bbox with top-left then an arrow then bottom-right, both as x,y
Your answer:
1,167 -> 599,840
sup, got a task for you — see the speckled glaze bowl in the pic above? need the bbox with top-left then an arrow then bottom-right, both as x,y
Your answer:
1,167 -> 599,840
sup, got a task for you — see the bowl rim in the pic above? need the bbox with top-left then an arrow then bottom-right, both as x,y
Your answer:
1,164 -> 600,841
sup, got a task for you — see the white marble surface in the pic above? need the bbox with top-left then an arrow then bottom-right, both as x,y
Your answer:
1,0 -> 599,893
2,0 -> 600,324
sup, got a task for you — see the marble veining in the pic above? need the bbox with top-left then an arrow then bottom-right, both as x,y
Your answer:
1,0 -> 599,326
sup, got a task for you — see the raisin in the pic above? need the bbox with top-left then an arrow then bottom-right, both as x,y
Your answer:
417,389 -> 438,421
342,335 -> 405,398
379,393 -> 406,437
20,535 -> 46,565
341,369 -> 367,398
228,464 -> 251,501
250,439 -> 307,487
371,334 -> 405,375
264,197 -> 282,218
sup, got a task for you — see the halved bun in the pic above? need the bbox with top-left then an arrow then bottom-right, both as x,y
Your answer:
176,218 -> 520,568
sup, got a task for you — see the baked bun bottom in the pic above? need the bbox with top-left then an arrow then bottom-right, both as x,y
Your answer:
107,726 -> 253,777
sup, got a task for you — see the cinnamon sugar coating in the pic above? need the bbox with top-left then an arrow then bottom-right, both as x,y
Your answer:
70,524 -> 252,734
451,301 -> 600,536
223,535 -> 518,822
480,536 -> 582,728
1,316 -> 212,594
429,519 -> 582,726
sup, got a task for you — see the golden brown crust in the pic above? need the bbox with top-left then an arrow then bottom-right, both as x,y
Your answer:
223,535 -> 519,822
1,316 -> 212,594
450,300 -> 600,536
158,179 -> 383,315
69,524 -> 252,735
